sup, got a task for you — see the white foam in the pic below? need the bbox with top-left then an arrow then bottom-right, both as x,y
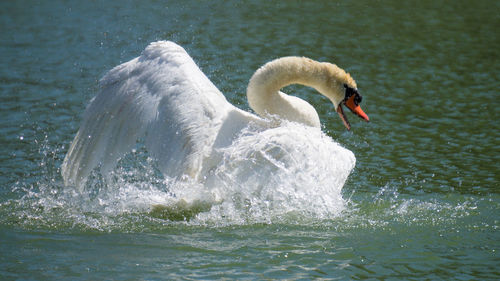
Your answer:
90,123 -> 353,225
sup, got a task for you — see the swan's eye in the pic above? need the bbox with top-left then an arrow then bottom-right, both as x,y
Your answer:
343,84 -> 363,106
354,94 -> 362,105
343,84 -> 357,99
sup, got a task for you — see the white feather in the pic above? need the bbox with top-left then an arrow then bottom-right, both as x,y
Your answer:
62,41 -> 250,186
62,41 -> 359,189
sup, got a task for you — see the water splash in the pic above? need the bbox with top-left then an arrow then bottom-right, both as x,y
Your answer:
2,123 -> 357,230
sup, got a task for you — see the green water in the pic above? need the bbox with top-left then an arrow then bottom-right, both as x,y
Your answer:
1,0 -> 499,279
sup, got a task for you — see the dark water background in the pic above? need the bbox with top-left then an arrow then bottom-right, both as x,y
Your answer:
1,0 -> 499,279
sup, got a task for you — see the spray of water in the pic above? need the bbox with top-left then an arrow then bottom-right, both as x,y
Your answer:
2,122 -> 357,230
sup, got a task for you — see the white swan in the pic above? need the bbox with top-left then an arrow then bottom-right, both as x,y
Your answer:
61,41 -> 369,187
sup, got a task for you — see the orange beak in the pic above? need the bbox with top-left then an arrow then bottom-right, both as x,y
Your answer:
336,94 -> 369,131
345,94 -> 369,122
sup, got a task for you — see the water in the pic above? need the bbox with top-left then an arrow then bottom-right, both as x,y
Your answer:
1,0 -> 499,279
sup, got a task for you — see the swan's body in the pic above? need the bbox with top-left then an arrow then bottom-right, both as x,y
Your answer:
62,41 -> 368,188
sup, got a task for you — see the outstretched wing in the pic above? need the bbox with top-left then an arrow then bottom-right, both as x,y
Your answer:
62,41 -> 231,187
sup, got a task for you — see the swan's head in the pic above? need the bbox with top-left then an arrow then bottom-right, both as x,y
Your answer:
321,63 -> 369,130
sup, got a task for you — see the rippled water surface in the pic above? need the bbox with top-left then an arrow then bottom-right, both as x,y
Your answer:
1,0 -> 499,279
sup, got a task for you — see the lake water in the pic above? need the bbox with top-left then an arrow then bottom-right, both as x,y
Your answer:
1,0 -> 499,279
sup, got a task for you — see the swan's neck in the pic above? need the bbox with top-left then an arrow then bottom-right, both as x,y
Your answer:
246,57 -> 346,127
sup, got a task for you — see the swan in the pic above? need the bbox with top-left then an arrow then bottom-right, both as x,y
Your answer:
61,41 -> 369,188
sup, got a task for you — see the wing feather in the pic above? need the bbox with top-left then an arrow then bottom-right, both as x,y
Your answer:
62,41 -> 231,186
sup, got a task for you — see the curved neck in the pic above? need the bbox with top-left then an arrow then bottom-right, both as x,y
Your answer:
247,57 -> 348,127
247,57 -> 327,110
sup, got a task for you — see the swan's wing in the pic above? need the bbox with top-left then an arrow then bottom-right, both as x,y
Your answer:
62,41 -> 231,186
